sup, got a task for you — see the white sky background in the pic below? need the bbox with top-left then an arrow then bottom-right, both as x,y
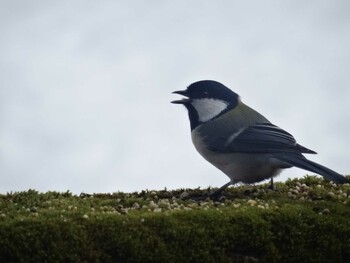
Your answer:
1,1 -> 349,194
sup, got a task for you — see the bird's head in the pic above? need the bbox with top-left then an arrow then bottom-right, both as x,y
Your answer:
172,80 -> 239,130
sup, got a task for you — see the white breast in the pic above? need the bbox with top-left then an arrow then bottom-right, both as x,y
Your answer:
191,98 -> 228,122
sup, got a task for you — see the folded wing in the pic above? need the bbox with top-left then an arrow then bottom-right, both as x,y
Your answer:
205,123 -> 316,154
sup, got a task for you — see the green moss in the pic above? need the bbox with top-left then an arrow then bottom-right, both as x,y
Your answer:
0,176 -> 349,262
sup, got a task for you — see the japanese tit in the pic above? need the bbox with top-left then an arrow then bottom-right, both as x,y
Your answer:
172,80 -> 347,193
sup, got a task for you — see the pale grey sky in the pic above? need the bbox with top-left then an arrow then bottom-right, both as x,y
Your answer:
1,1 -> 349,193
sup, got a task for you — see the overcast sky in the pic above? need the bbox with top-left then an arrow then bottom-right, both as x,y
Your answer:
1,1 -> 349,194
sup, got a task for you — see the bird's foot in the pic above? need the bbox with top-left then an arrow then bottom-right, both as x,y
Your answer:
206,181 -> 232,201
180,184 -> 230,202
268,178 -> 276,191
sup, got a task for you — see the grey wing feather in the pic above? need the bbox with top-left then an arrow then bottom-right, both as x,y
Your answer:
205,123 -> 316,154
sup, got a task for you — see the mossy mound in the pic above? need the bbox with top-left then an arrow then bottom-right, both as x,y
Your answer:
0,176 -> 349,263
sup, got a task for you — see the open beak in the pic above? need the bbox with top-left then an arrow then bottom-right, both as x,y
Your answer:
171,90 -> 191,104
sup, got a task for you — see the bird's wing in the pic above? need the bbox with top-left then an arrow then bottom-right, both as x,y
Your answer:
205,123 -> 316,154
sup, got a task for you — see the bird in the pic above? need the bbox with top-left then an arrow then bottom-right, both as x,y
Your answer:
171,80 -> 348,196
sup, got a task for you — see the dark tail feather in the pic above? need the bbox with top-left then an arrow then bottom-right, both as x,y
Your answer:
278,154 -> 348,184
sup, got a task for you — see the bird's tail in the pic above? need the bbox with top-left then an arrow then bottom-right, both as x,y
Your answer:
277,154 -> 348,184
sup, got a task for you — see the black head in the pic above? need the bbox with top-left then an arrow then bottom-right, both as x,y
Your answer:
172,80 -> 239,130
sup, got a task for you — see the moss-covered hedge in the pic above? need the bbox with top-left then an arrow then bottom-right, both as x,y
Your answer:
0,176 -> 349,263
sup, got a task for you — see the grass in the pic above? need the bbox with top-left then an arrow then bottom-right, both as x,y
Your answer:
0,176 -> 349,263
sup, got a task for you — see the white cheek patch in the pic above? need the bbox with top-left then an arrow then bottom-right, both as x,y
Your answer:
191,98 -> 229,122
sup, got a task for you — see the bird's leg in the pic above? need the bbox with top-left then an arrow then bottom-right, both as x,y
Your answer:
209,181 -> 232,200
268,177 -> 275,190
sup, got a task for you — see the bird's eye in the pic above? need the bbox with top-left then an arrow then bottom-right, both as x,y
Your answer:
203,91 -> 209,96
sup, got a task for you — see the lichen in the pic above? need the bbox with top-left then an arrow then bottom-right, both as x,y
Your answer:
0,176 -> 349,262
